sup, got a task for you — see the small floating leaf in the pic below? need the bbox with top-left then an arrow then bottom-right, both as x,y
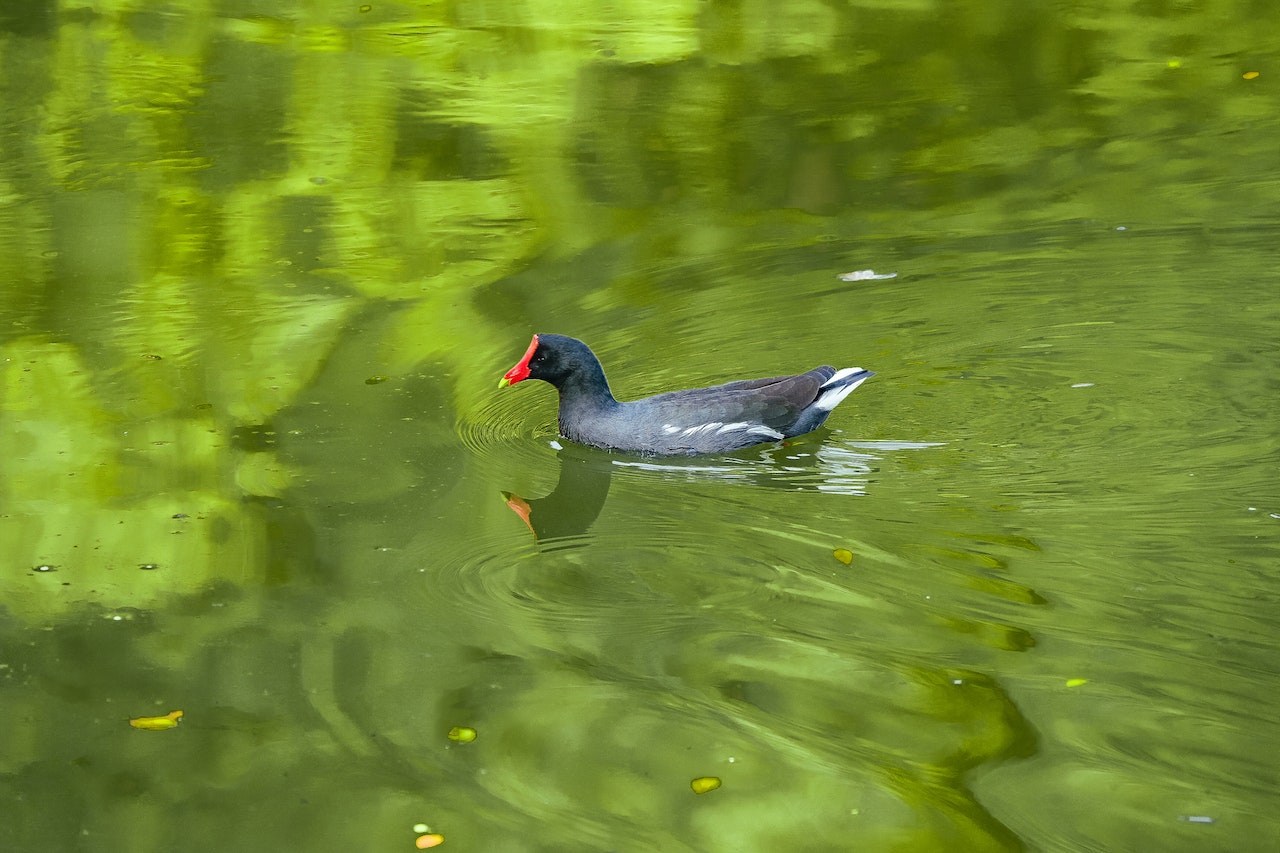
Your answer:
1242,71 -> 1259,80
447,726 -> 477,743
365,375 -> 390,385
690,776 -> 721,794
1065,678 -> 1088,688
833,548 -> 854,565
415,833 -> 445,849
129,710 -> 184,730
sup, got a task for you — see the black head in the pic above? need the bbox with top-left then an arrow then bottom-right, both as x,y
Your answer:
499,334 -> 605,390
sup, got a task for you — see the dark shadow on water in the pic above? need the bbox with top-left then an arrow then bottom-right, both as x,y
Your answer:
501,444 -> 614,545
501,432 -> 891,545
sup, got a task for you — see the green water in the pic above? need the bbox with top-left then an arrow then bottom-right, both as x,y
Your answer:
3,2 -> 1278,851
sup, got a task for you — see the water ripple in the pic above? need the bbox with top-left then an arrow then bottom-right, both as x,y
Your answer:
459,386 -> 558,457
609,437 -> 944,495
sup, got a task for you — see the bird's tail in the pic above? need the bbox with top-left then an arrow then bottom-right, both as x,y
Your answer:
814,368 -> 875,411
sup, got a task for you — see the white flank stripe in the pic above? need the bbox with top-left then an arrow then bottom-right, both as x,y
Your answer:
715,422 -> 751,434
681,422 -> 723,437
662,424 -> 681,434
747,425 -> 786,439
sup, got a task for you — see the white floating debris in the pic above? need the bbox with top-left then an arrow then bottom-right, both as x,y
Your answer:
1071,383 -> 1095,388
838,270 -> 897,282
549,440 -> 563,450
1178,815 -> 1216,824
851,440 -> 947,451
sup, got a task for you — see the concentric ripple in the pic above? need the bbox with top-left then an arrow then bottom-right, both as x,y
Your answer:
406,524 -> 788,642
458,385 -> 560,460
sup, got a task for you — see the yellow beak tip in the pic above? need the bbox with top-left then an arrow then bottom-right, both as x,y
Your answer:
497,377 -> 511,389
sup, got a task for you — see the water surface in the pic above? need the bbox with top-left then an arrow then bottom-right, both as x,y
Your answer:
2,2 -> 1278,852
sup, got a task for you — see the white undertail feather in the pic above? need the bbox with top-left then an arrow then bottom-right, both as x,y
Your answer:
821,367 -> 866,387
814,368 -> 870,412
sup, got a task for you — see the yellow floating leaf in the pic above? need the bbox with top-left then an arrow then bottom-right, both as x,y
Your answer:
415,833 -> 445,849
1243,71 -> 1259,80
1065,678 -> 1088,688
447,726 -> 477,743
833,548 -> 854,565
690,776 -> 721,794
129,710 -> 184,730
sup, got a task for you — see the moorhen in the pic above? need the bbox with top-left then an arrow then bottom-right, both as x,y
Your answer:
498,334 -> 874,456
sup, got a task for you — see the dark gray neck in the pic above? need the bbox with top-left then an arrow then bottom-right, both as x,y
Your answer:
556,364 -> 619,439
559,358 -> 617,406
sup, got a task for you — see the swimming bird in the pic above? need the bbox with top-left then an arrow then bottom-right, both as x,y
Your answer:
498,334 -> 874,456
